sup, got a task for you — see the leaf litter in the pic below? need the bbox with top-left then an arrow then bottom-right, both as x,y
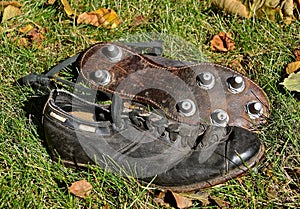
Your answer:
0,1 -> 22,22
282,45 -> 300,92
68,179 -> 93,199
210,32 -> 235,52
77,8 -> 120,29
211,0 -> 300,23
46,0 -> 120,28
2,0 -> 297,207
154,189 -> 231,208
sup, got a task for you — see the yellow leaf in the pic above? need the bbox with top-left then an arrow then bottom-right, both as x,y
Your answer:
286,61 -> 300,74
281,72 -> 300,92
2,5 -> 21,22
19,24 -> 34,33
47,0 -> 56,4
77,8 -> 120,29
61,0 -> 75,16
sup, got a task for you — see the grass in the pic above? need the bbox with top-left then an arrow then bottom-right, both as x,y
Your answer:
0,0 -> 300,208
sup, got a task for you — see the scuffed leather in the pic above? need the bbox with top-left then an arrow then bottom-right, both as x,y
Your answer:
43,89 -> 264,191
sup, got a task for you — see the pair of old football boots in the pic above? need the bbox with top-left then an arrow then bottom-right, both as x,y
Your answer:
26,42 -> 269,191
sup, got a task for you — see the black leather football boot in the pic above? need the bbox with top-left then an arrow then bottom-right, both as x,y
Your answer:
43,89 -> 264,191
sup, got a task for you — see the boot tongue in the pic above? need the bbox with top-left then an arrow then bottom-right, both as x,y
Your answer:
193,126 -> 231,150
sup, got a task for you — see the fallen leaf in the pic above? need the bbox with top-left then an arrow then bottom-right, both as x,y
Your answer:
286,61 -> 300,74
17,37 -> 28,47
77,8 -> 120,29
209,195 -> 230,208
228,56 -> 247,75
294,46 -> 300,61
0,1 -> 22,8
211,0 -> 249,18
27,28 -> 46,46
171,191 -> 193,209
181,191 -> 210,206
156,190 -> 193,209
210,32 -> 235,52
61,0 -> 75,16
2,5 -> 21,22
47,0 -> 56,4
68,179 -> 93,199
19,24 -> 34,33
103,204 -> 110,209
212,0 -> 297,21
131,15 -> 147,27
281,71 -> 300,92
16,25 -> 46,48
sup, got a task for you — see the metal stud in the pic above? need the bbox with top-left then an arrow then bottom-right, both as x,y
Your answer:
227,76 -> 245,93
92,69 -> 111,86
102,44 -> 122,62
176,99 -> 196,117
246,101 -> 263,119
196,72 -> 215,89
210,109 -> 229,127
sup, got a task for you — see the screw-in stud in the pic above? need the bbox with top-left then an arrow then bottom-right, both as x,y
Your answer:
92,70 -> 111,86
196,72 -> 215,89
227,76 -> 245,93
211,109 -> 229,127
176,99 -> 196,117
246,101 -> 263,119
102,44 -> 122,63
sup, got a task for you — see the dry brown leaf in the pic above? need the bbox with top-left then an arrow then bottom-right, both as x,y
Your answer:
131,15 -> 147,27
294,46 -> 300,61
286,61 -> 300,74
61,0 -> 75,16
77,8 -> 120,29
156,190 -> 193,209
17,25 -> 46,48
211,0 -> 249,18
27,28 -> 46,45
2,5 -> 21,22
210,32 -> 235,52
17,37 -> 28,47
209,195 -> 230,209
212,0 -> 297,21
68,179 -> 92,199
181,191 -> 210,206
0,1 -> 22,8
228,56 -> 247,75
171,191 -> 193,209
